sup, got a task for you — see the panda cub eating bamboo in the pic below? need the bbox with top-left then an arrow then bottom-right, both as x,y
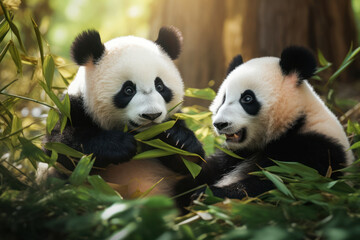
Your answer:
43,27 -> 204,205
199,46 -> 354,199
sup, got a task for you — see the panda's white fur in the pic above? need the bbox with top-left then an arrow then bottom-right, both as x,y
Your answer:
70,36 -> 184,197
68,36 -> 184,131
42,28 -> 204,204
211,57 -> 353,165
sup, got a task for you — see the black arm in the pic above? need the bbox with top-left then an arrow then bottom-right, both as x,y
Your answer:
196,131 -> 347,199
44,95 -> 137,170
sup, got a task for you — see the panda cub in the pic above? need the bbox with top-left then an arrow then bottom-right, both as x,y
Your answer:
199,46 -> 354,199
44,27 -> 204,203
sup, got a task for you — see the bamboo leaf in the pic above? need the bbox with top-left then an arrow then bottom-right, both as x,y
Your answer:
21,55 -> 38,65
60,114 -> 68,134
123,124 -> 128,132
317,49 -> 330,67
19,137 -> 50,168
139,177 -> 165,198
10,114 -> 22,145
185,87 -> 216,100
0,17 -> 10,42
328,60 -> 354,85
0,164 -> 27,190
59,72 -> 70,86
342,43 -> 353,63
0,78 -> 17,93
0,1 -> 26,53
140,139 -> 205,162
87,175 -> 121,198
134,120 -> 176,141
44,142 -> 84,158
271,160 -> 320,178
174,111 -> 212,121
0,123 -> 34,141
61,93 -> 71,123
43,55 -> 55,88
9,40 -> 22,74
46,108 -> 59,134
182,157 -> 202,178
350,141 -> 360,150
69,155 -> 94,186
50,150 -> 58,165
39,81 -> 70,118
31,16 -> 44,63
215,144 -> 243,159
132,149 -> 173,160
347,46 -> 360,62
0,41 -> 11,63
0,91 -> 54,109
314,64 -> 332,75
167,100 -> 183,114
263,170 -> 295,199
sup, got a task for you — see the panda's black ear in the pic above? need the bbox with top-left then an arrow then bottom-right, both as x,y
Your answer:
155,26 -> 183,60
227,55 -> 243,75
71,30 -> 105,66
279,46 -> 316,83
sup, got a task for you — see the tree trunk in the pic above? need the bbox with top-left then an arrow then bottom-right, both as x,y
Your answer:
150,0 -> 227,105
223,0 -> 357,72
150,0 -> 358,105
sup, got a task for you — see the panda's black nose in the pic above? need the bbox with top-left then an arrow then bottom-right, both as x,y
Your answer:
141,112 -> 162,120
213,122 -> 229,130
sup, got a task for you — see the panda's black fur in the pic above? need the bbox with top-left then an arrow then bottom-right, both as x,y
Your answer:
45,95 -> 138,170
71,30 -> 105,65
199,116 -> 347,199
42,27 -> 204,209
196,46 -> 353,199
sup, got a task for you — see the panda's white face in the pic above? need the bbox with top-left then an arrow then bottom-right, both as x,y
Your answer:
69,36 -> 184,130
211,57 -> 301,151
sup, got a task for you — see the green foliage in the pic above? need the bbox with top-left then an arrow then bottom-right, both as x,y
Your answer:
1,2 -> 360,240
0,181 -> 180,240
181,157 -> 202,179
181,160 -> 360,240
134,120 -> 176,141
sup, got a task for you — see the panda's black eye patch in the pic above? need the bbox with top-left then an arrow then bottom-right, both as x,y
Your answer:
240,89 -> 261,115
155,77 -> 173,103
113,80 -> 137,109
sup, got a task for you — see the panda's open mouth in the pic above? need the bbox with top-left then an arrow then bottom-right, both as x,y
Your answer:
225,128 -> 246,143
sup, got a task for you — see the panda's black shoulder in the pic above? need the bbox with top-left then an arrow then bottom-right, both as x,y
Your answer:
67,94 -> 96,127
265,118 -> 347,177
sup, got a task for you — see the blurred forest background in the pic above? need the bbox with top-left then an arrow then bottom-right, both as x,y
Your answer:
1,0 -> 360,108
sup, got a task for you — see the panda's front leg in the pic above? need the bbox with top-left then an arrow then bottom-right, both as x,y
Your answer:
78,128 -> 137,167
158,120 -> 205,158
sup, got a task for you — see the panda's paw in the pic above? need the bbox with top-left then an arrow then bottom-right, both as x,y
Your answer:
116,132 -> 138,162
160,126 -> 205,158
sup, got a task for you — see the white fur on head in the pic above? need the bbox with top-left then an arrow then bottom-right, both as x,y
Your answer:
211,57 -> 288,150
68,36 -> 184,130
